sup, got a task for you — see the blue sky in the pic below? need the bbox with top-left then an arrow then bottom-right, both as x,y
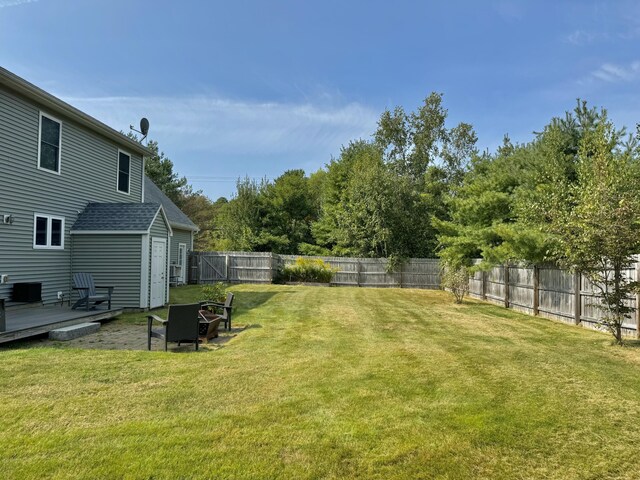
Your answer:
2,0 -> 640,200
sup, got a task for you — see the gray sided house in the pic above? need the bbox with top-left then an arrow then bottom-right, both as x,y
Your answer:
143,176 -> 198,285
0,67 -> 191,311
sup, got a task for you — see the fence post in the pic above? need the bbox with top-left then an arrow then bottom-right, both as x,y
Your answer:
481,270 -> 487,300
504,264 -> 510,308
198,254 -> 202,284
533,265 -> 539,316
633,255 -> 640,338
269,253 -> 275,283
187,253 -> 193,284
637,294 -> 640,339
574,271 -> 581,325
357,260 -> 361,287
225,255 -> 229,281
636,288 -> 640,339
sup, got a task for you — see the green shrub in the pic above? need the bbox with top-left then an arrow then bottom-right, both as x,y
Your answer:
281,258 -> 336,283
440,262 -> 470,304
199,282 -> 227,303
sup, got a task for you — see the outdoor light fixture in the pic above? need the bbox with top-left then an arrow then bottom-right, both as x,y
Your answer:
2,215 -> 13,225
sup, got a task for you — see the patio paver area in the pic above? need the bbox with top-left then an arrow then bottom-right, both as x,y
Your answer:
15,319 -> 244,351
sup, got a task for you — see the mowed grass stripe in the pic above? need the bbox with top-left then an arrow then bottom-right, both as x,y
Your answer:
1,285 -> 640,479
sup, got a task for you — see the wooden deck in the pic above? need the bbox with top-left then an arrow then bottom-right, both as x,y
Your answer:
0,306 -> 123,344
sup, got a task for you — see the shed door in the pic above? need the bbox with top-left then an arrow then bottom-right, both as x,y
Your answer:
150,238 -> 166,308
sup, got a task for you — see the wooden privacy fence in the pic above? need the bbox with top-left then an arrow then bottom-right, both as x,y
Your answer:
468,260 -> 640,336
188,252 -> 640,336
189,251 -> 441,289
189,251 -> 278,285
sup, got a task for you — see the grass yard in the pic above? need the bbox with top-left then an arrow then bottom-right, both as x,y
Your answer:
2,285 -> 640,479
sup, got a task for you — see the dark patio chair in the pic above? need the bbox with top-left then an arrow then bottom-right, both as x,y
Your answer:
200,292 -> 234,331
148,303 -> 201,351
72,272 -> 114,311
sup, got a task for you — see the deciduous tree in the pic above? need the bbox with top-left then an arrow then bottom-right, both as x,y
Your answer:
544,119 -> 640,344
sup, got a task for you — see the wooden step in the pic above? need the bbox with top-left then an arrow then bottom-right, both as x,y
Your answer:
49,322 -> 100,341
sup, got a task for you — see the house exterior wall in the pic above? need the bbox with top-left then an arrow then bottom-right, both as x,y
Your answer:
71,235 -> 143,309
0,86 -> 144,304
148,213 -> 170,307
170,229 -> 193,264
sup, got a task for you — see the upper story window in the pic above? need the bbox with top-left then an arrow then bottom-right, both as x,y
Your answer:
117,151 -> 130,194
38,113 -> 62,174
33,214 -> 64,249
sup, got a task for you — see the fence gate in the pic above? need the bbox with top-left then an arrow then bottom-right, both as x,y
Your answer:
194,254 -> 227,283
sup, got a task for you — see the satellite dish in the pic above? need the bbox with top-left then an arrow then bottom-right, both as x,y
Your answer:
140,118 -> 149,137
129,117 -> 150,143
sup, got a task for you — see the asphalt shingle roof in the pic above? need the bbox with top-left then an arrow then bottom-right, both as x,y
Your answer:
144,176 -> 198,231
71,202 -> 162,232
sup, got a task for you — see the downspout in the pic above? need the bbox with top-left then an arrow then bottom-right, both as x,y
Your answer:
141,156 -> 146,202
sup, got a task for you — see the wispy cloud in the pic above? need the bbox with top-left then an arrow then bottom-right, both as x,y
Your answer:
0,0 -> 38,7
591,61 -> 640,83
60,94 -> 378,157
566,29 -> 600,46
564,2 -> 640,45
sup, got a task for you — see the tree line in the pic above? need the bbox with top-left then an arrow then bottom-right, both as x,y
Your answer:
211,93 -> 477,263
131,135 -> 227,250
143,96 -> 640,343
438,102 -> 640,343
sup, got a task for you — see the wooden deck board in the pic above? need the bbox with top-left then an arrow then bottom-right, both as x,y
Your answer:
0,306 -> 123,344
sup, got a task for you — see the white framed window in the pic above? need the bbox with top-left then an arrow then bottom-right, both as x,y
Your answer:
38,112 -> 62,174
117,150 -> 131,194
33,214 -> 65,249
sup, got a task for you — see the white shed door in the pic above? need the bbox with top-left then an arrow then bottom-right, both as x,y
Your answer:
150,238 -> 166,308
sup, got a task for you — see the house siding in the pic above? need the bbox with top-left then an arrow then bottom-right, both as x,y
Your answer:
71,235 -> 143,309
170,229 -> 192,264
0,86 -> 144,304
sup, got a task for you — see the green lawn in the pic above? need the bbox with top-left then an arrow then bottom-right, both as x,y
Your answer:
2,285 -> 640,479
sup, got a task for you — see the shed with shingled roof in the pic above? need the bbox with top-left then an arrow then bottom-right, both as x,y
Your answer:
70,202 -> 172,309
